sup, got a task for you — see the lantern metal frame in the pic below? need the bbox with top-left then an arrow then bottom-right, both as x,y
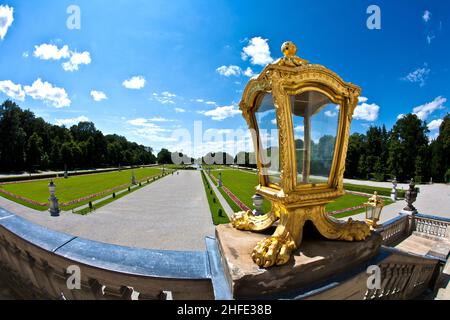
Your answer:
364,192 -> 385,229
231,41 -> 371,268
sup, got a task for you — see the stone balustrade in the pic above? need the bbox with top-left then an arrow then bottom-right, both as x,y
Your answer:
300,247 -> 440,300
378,215 -> 410,246
0,206 -> 446,300
414,214 -> 450,240
0,208 -> 217,300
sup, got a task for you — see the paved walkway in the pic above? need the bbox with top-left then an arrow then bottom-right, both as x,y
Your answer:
0,171 -> 214,251
340,180 -> 450,223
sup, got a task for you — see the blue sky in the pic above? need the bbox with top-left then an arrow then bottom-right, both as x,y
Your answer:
0,0 -> 449,157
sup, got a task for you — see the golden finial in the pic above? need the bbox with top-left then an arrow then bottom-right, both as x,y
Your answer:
277,41 -> 309,67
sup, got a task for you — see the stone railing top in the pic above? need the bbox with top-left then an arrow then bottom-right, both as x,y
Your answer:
415,213 -> 450,223
381,214 -> 408,228
0,208 -> 210,280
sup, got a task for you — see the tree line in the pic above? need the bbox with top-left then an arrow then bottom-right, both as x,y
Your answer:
0,100 -> 157,172
345,113 -> 450,183
2,100 -> 448,183
201,114 -> 450,184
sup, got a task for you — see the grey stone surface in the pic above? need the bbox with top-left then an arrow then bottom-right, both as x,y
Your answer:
216,223 -> 382,299
340,179 -> 450,223
0,171 -> 214,251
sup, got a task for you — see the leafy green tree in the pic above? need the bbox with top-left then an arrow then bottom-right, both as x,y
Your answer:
26,133 -> 43,169
430,114 -> 450,182
0,101 -> 27,171
157,148 -> 173,164
388,114 -> 429,182
345,133 -> 365,178
60,142 -> 74,169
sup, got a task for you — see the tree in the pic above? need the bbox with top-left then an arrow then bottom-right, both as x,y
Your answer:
430,114 -> 450,182
0,100 -> 157,172
26,133 -> 43,170
157,148 -> 172,164
0,101 -> 27,171
388,114 -> 429,182
345,133 -> 366,178
60,142 -> 74,169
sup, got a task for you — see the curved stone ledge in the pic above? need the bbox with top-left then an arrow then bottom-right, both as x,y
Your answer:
0,206 -> 444,300
0,207 -> 215,300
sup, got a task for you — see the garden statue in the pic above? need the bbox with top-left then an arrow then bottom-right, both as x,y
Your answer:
403,179 -> 418,213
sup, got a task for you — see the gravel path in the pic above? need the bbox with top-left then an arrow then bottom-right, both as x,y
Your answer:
0,171 -> 214,251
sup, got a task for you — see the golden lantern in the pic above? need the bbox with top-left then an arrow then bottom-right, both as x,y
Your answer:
364,192 -> 384,229
231,41 -> 371,268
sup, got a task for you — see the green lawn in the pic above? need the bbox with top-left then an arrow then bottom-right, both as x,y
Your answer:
0,167 -> 165,211
210,169 -> 272,213
209,168 -> 391,216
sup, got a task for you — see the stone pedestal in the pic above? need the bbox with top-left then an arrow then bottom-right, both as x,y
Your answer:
216,224 -> 382,299
48,195 -> 60,217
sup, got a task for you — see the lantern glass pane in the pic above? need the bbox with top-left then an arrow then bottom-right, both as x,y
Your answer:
255,93 -> 281,185
366,206 -> 374,220
374,206 -> 382,220
290,91 -> 339,185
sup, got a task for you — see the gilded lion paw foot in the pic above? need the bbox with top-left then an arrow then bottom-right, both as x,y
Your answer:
231,211 -> 255,230
251,235 -> 296,268
231,211 -> 277,231
341,218 -> 371,241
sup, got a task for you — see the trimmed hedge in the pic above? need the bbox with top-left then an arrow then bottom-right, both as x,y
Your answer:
0,165 -> 159,183
344,183 -> 406,198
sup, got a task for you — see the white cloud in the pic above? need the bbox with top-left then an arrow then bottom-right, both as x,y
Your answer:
55,116 -> 89,127
397,114 -> 405,120
127,118 -> 148,126
0,5 -> 14,40
428,119 -> 443,131
401,64 -> 430,87
423,10 -> 431,22
175,108 -> 186,113
127,117 -> 174,125
123,76 -> 146,89
0,80 -> 25,100
427,34 -> 435,45
24,78 -> 71,108
413,96 -> 446,120
216,65 -> 241,77
199,105 -> 242,121
126,118 -> 175,142
354,97 -> 380,122
241,37 -> 273,66
294,125 -> 305,132
358,97 -> 368,103
152,91 -> 176,104
62,51 -> 91,71
90,90 -> 107,102
194,99 -> 217,106
148,117 -> 175,122
324,110 -> 337,117
34,44 -> 70,60
243,67 -> 257,78
33,43 -> 91,72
